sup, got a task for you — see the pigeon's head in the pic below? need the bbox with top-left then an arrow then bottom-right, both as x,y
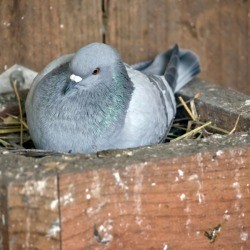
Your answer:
65,43 -> 122,93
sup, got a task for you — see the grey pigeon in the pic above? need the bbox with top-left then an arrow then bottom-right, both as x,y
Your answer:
25,42 -> 200,153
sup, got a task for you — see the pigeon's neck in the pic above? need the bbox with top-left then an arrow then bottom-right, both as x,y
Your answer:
63,62 -> 134,136
91,62 -> 134,128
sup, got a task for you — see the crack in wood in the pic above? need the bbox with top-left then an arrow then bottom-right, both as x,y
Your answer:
0,186 -> 9,250
101,0 -> 110,44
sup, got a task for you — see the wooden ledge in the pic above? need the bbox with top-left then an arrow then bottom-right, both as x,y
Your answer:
0,132 -> 250,249
179,78 -> 250,132
0,78 -> 250,249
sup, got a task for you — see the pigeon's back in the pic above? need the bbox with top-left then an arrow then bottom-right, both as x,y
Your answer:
109,66 -> 173,149
113,45 -> 200,148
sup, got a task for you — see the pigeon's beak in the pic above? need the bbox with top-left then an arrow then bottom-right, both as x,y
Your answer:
64,80 -> 76,94
64,74 -> 83,94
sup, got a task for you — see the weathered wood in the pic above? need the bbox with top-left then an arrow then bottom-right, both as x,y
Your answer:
7,177 -> 60,249
0,186 -> 9,249
0,132 -> 250,249
0,73 -> 248,249
0,0 -> 249,93
0,0 -> 103,72
0,154 -> 61,249
0,0 -> 19,71
106,0 -> 250,94
178,78 -> 250,132
19,0 -> 103,70
59,144 -> 250,249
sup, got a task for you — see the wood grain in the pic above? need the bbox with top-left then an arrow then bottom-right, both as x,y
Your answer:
59,145 -> 250,249
0,0 -> 19,72
0,0 -> 249,93
0,131 -> 249,249
106,0 -> 250,94
178,78 -> 250,133
0,0 -> 103,72
19,0 -> 103,71
7,176 -> 60,249
0,186 -> 9,249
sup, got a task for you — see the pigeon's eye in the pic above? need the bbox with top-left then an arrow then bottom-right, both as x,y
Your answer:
92,68 -> 100,75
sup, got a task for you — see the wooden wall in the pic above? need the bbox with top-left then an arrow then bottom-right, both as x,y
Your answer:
0,0 -> 249,94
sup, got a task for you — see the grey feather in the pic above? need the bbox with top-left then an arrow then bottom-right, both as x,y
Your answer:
26,43 -> 200,153
132,44 -> 201,92
163,44 -> 179,92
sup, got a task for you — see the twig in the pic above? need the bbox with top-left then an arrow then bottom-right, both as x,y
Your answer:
0,127 -> 25,134
176,92 -> 201,108
12,81 -> 23,145
178,96 -> 196,121
229,110 -> 250,135
196,121 -> 230,134
0,138 -> 11,147
190,98 -> 199,120
171,121 -> 212,142
8,114 -> 29,129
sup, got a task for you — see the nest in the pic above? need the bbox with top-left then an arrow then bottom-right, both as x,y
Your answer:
0,86 -> 246,157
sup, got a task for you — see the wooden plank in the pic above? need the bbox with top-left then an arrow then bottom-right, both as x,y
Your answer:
0,131 -> 249,249
7,176 -> 60,249
106,0 -> 250,94
178,78 -> 250,132
0,0 -> 103,72
1,0 -> 249,93
0,0 -> 19,72
57,133 -> 250,249
218,1 -> 249,96
0,186 -> 9,250
17,0 -> 103,71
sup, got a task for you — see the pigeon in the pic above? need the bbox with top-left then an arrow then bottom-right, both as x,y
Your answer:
25,42 -> 200,153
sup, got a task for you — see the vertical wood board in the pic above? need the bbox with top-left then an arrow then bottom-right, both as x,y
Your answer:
7,177 -> 60,249
59,147 -> 250,249
0,0 -> 249,93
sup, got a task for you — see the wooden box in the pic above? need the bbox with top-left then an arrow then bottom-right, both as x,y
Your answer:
0,78 -> 250,249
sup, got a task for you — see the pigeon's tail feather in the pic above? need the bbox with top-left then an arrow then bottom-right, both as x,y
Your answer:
163,44 -> 180,92
174,48 -> 200,93
133,44 -> 200,93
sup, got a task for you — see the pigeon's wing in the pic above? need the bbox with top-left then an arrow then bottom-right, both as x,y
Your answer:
33,54 -> 74,86
119,45 -> 200,147
131,49 -> 172,76
26,54 -> 74,108
131,59 -> 153,72
114,65 -> 176,148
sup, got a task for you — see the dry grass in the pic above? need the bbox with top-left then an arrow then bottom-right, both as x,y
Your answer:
168,95 -> 250,142
0,83 -> 29,149
168,94 -> 229,142
0,115 -> 29,148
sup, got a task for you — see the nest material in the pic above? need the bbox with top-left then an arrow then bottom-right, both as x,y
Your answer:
0,88 -> 246,156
